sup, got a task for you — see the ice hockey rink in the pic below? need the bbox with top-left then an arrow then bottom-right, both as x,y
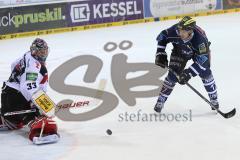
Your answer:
0,12 -> 240,160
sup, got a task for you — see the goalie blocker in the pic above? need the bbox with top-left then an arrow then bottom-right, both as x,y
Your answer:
31,90 -> 56,117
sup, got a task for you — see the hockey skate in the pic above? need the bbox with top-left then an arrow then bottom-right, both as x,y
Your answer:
210,99 -> 219,110
154,102 -> 164,113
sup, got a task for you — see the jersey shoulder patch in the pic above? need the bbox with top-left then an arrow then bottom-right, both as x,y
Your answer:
198,43 -> 207,54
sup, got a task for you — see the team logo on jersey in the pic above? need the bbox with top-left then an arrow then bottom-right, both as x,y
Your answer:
199,43 -> 207,53
26,72 -> 38,81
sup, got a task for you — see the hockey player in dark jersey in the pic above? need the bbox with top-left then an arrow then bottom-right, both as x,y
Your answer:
154,16 -> 219,113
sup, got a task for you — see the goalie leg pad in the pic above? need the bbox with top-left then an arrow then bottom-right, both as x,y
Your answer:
29,117 -> 59,143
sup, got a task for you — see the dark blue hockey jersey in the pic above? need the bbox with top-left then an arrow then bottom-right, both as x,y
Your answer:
156,24 -> 211,77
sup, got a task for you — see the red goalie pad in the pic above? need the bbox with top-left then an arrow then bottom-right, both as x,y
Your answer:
28,117 -> 58,141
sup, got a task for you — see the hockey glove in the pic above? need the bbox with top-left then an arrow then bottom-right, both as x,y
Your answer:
178,70 -> 191,85
155,52 -> 168,68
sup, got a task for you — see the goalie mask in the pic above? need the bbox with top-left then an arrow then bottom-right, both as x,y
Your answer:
30,38 -> 49,63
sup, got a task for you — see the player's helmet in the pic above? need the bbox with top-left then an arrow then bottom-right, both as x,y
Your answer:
177,16 -> 196,31
30,38 -> 49,62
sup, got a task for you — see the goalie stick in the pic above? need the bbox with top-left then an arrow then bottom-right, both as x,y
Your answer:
167,67 -> 236,119
3,108 -> 37,116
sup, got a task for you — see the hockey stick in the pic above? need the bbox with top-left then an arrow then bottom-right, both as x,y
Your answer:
185,82 -> 236,118
3,108 -> 37,116
167,67 -> 236,119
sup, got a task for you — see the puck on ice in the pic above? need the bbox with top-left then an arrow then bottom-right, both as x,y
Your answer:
106,129 -> 112,135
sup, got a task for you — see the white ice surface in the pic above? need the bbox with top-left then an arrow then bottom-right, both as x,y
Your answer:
0,13 -> 240,160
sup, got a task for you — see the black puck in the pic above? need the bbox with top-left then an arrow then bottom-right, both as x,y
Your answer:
106,129 -> 112,135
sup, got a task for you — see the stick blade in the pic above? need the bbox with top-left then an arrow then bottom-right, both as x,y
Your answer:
219,108 -> 236,119
33,134 -> 60,145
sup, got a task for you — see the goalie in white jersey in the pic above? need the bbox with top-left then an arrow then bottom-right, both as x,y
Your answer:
0,38 -> 59,144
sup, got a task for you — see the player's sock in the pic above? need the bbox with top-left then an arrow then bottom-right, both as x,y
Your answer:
154,77 -> 175,113
202,75 -> 219,110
